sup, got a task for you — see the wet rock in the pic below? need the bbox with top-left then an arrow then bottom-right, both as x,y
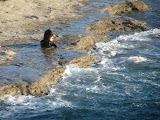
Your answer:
43,67 -> 65,85
67,35 -> 96,52
28,81 -> 50,97
0,84 -> 28,96
67,35 -> 110,52
102,1 -> 150,15
131,1 -> 150,11
67,55 -> 101,68
87,16 -> 149,35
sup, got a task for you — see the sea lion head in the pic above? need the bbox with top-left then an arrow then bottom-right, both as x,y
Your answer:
44,29 -> 53,40
49,35 -> 58,48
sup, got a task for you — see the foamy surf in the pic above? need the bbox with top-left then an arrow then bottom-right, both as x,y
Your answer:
49,64 -> 103,96
128,56 -> 148,63
0,93 -> 74,119
94,29 -> 160,68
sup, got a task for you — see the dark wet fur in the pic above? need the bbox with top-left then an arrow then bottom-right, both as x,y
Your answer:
41,29 -> 57,48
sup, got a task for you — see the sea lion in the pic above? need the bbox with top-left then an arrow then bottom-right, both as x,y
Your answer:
40,29 -> 58,48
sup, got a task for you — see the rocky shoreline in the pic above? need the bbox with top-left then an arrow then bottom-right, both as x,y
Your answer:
0,0 -> 150,98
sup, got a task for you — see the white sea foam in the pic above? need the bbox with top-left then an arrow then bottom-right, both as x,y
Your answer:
105,51 -> 117,58
85,85 -> 101,93
93,29 -> 160,69
0,94 -> 73,119
96,29 -> 160,54
0,95 -> 33,105
128,56 -> 148,63
62,64 -> 82,80
62,64 -> 100,78
1,94 -> 73,108
49,64 -> 103,97
117,29 -> 160,42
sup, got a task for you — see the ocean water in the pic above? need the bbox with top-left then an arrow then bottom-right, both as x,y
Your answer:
0,0 -> 160,120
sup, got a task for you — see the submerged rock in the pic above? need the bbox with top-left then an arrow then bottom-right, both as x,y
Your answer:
88,16 -> 149,35
102,1 -> 149,15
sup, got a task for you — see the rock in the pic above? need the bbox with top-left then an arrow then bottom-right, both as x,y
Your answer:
0,84 -> 28,96
102,1 -> 149,15
67,55 -> 101,68
66,35 -> 110,52
87,16 -> 149,35
67,35 -> 96,52
73,36 -> 96,52
28,81 -> 50,97
132,1 -> 150,11
43,67 -> 65,84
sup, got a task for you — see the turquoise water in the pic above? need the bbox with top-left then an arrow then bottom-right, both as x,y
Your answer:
0,0 -> 160,120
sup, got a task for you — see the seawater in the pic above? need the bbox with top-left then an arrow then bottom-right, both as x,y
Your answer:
1,0 -> 160,120
0,29 -> 160,120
